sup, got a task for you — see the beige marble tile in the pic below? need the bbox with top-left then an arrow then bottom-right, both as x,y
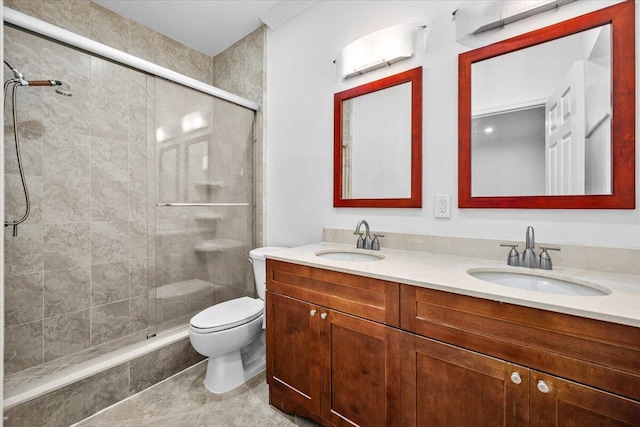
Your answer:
89,2 -> 131,52
89,97 -> 129,141
130,219 -> 148,260
91,221 -> 130,264
5,174 -> 42,226
42,177 -> 91,223
5,272 -> 44,327
4,125 -> 43,178
4,0 -> 42,18
43,132 -> 91,180
43,309 -> 90,361
4,320 -> 43,374
41,0 -> 92,38
129,258 -> 148,298
44,266 -> 91,317
91,300 -> 130,346
91,179 -> 130,221
91,136 -> 129,181
128,20 -> 161,65
44,222 -> 91,270
5,224 -> 44,275
129,339 -> 204,394
3,364 -> 129,427
91,261 -> 130,306
4,26 -> 44,79
129,295 -> 149,334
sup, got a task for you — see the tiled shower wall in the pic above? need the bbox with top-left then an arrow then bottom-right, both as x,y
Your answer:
2,0 -> 217,376
3,27 -> 151,374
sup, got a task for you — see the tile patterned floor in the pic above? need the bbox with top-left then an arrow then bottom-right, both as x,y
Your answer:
74,361 -> 320,427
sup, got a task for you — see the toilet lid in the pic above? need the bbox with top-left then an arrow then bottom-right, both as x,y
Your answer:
190,297 -> 264,332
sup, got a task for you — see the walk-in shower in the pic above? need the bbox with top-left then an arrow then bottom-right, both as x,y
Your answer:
3,10 -> 259,422
3,59 -> 71,237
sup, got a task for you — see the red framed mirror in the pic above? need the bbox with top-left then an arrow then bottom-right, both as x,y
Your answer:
334,67 -> 422,208
458,0 -> 635,209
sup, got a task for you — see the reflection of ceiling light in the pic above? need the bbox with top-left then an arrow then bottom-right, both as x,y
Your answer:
156,126 -> 168,142
334,23 -> 426,80
484,127 -> 493,133
182,111 -> 208,133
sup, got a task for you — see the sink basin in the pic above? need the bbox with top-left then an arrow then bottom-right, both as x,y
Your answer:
315,250 -> 384,262
469,270 -> 609,296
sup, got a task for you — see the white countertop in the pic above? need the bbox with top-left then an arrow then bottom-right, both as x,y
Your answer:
267,242 -> 640,328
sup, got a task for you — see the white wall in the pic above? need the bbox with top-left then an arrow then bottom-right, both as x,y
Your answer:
266,0 -> 640,249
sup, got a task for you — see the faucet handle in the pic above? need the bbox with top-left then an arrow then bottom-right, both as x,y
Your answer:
355,233 -> 365,249
539,246 -> 561,270
371,234 -> 385,251
500,244 -> 520,266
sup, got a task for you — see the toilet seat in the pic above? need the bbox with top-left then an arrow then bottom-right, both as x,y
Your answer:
190,297 -> 264,333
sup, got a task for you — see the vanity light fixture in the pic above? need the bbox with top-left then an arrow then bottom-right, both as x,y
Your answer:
454,0 -> 576,37
334,23 -> 427,80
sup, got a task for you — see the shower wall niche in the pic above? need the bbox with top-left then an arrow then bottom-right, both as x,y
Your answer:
3,24 -> 256,391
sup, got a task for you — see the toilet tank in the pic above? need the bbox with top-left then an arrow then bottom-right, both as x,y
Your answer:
249,247 -> 287,300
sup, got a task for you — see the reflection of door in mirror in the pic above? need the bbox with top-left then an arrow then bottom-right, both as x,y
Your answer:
342,83 -> 412,199
471,24 -> 611,197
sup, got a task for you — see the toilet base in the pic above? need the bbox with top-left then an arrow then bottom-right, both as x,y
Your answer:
203,330 -> 266,394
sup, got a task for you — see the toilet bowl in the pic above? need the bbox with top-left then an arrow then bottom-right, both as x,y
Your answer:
188,246 -> 286,393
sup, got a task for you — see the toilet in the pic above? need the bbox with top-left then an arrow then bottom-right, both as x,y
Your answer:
188,246 -> 286,393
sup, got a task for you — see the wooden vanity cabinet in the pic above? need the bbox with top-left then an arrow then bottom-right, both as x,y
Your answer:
266,259 -> 640,426
266,260 -> 401,427
401,285 -> 640,426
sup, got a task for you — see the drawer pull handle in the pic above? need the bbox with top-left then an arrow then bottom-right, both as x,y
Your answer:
320,312 -> 328,320
537,380 -> 550,394
510,372 -> 522,384
310,309 -> 317,316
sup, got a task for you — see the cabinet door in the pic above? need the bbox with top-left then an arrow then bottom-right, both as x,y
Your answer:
320,309 -> 401,427
266,292 -> 321,414
401,333 -> 529,427
531,371 -> 640,427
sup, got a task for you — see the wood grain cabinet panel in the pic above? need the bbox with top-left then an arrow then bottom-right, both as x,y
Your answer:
266,290 -> 401,426
401,285 -> 640,401
401,332 -> 529,427
530,371 -> 640,427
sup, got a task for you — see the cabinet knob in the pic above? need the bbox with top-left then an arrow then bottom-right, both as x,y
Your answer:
310,309 -> 317,316
320,312 -> 328,320
537,380 -> 550,394
510,372 -> 522,384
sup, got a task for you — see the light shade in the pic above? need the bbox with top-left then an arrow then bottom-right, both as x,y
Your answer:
455,0 -> 577,38
335,23 -> 424,80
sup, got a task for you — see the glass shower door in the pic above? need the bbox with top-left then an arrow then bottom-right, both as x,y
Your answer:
150,78 -> 255,334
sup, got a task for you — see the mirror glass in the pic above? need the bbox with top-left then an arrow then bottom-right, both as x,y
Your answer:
334,67 -> 422,208
471,25 -> 611,197
342,82 -> 412,199
458,0 -> 635,209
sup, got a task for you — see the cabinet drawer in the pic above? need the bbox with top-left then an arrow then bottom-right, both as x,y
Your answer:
401,285 -> 640,401
267,259 -> 400,327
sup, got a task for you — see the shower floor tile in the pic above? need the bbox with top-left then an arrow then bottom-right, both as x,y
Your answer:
73,361 -> 319,427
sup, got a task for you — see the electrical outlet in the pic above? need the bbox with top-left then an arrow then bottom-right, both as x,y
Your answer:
435,194 -> 451,218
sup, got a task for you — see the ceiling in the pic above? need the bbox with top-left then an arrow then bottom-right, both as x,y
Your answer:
93,0 -> 284,57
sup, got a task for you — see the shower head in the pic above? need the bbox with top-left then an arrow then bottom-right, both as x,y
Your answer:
54,82 -> 72,97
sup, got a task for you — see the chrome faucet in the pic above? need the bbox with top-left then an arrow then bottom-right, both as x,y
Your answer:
501,226 -> 561,270
521,226 -> 539,268
354,220 -> 372,249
